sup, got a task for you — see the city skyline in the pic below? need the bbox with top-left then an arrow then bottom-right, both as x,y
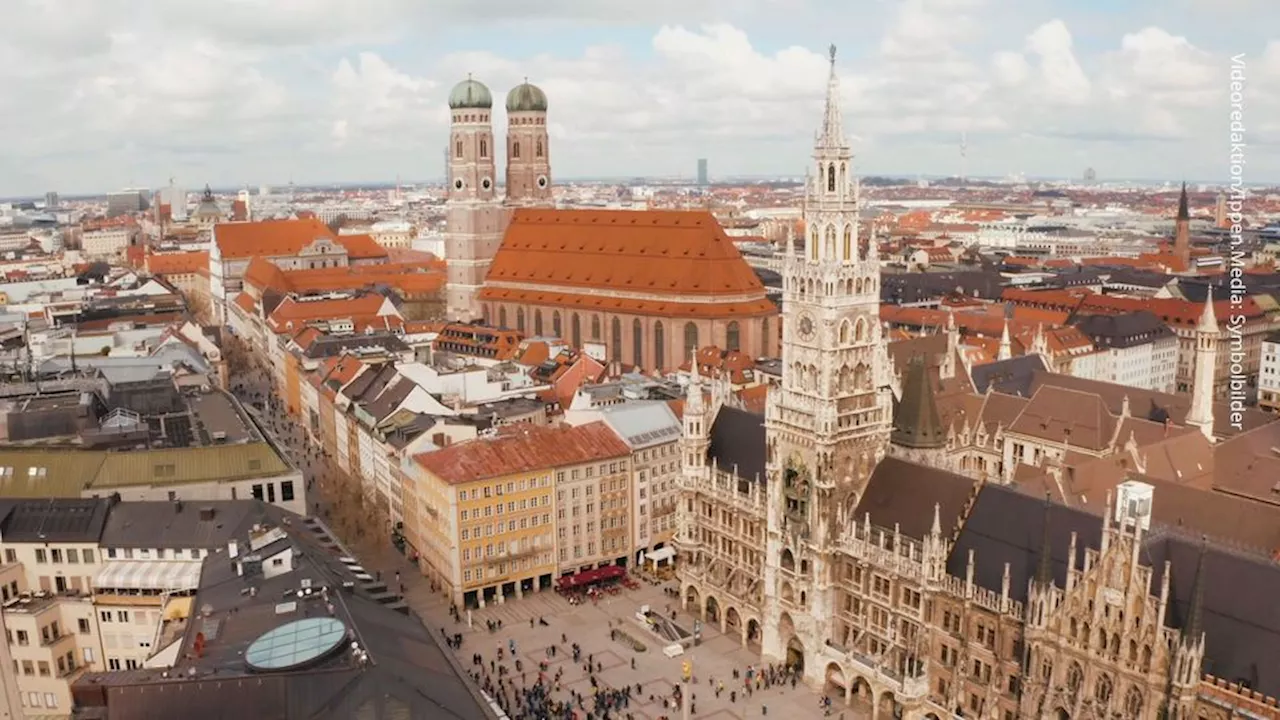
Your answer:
1,0 -> 1277,197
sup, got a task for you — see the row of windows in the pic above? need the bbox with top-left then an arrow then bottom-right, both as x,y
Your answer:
460,496 -> 549,520
490,309 -> 761,365
105,547 -> 201,561
251,480 -> 295,503
461,552 -> 554,583
453,137 -> 545,160
7,547 -> 96,565
460,514 -> 552,541
460,476 -> 551,501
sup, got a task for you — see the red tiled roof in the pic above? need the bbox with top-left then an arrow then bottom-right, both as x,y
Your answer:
414,422 -> 631,485
242,256 -> 443,297
213,219 -> 335,260
337,233 -> 389,260
265,294 -> 392,333
484,209 -> 766,297
479,287 -> 774,319
146,250 -> 208,276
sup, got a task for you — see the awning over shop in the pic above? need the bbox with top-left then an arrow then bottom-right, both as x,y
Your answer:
644,547 -> 676,563
556,565 -> 625,590
93,561 -> 204,592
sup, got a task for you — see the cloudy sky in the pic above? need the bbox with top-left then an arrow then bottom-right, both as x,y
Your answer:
1,0 -> 1276,197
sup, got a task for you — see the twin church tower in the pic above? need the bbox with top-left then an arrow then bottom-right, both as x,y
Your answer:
444,77 -> 554,321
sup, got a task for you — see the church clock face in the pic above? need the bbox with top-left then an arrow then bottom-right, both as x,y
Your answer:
798,314 -> 815,341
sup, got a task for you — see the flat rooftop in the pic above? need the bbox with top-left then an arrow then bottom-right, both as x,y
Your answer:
72,506 -> 494,719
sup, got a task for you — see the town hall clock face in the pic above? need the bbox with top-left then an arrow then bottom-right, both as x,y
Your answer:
798,314 -> 815,341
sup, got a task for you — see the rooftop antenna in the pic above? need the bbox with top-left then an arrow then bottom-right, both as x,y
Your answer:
959,131 -> 968,187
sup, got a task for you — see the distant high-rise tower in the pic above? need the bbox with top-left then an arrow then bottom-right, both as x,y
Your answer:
1083,167 -> 1097,184
697,158 -> 709,187
444,76 -> 504,322
1215,192 -> 1227,228
44,192 -> 58,209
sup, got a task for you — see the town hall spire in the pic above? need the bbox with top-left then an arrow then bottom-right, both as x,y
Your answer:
817,45 -> 846,151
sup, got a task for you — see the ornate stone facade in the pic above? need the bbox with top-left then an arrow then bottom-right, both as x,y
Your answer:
674,46 -> 1276,720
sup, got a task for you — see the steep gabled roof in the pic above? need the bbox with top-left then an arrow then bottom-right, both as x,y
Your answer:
214,219 -> 335,260
482,209 -> 767,302
892,355 -> 945,449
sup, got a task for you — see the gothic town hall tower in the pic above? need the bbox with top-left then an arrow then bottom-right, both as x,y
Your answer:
761,46 -> 894,673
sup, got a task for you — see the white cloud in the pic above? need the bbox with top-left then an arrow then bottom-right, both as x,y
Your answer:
0,0 -> 1275,194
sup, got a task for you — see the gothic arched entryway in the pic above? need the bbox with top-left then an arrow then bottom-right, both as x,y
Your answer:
786,636 -> 806,673
725,607 -> 741,634
684,585 -> 700,612
824,662 -> 846,696
705,595 -> 720,623
1054,710 -> 1071,720
746,619 -> 761,649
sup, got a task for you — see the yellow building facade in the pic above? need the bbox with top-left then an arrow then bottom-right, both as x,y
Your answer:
408,422 -> 632,609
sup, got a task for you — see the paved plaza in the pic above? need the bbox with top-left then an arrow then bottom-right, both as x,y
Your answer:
230,361 -> 869,719
386,558 -> 868,720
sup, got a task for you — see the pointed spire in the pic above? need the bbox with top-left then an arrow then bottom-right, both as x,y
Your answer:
1035,493 -> 1054,588
997,318 -> 1012,361
817,44 -> 846,149
1183,535 -> 1209,642
891,355 -> 945,449
686,349 -> 703,409
930,502 -> 942,537
1197,288 -> 1218,332
1177,182 -> 1190,221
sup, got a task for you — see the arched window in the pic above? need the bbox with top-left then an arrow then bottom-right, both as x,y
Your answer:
683,322 -> 699,359
827,164 -> 835,192
843,225 -> 853,260
512,141 -> 521,159
479,138 -> 488,157
611,317 -> 622,360
825,226 -> 836,259
482,305 -> 490,324
552,311 -> 562,338
726,321 -> 740,352
591,315 -> 601,341
455,139 -> 463,158
534,309 -> 543,336
654,321 -> 665,369
761,317 -> 770,356
516,307 -> 525,333
498,307 -> 507,328
809,229 -> 819,261
536,139 -> 544,157
571,314 -> 581,348
632,319 -> 643,368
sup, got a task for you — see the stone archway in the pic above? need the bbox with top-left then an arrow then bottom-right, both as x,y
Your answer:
849,676 -> 874,712
684,585 -> 700,613
878,690 -> 900,720
1054,709 -> 1071,720
746,619 -> 761,649
705,595 -> 720,623
824,662 -> 846,697
725,606 -> 741,634
786,635 -> 806,673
